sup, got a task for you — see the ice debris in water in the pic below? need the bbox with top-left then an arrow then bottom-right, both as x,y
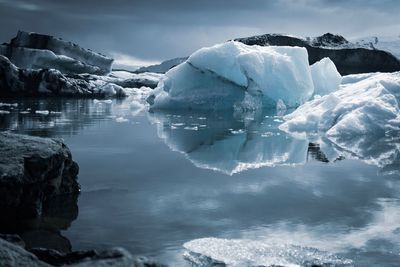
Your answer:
183,237 -> 353,267
35,110 -> 49,115
115,117 -> 129,123
0,110 -> 10,114
0,103 -> 18,107
94,99 -> 113,104
149,41 -> 341,111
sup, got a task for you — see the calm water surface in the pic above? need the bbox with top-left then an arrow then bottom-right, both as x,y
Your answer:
0,98 -> 399,266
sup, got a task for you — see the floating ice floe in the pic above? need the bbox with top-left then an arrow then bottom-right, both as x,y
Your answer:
183,238 -> 353,267
149,41 -> 341,111
35,110 -> 49,115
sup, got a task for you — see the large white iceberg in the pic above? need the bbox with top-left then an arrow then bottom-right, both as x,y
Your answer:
280,72 -> 400,137
150,41 -> 326,110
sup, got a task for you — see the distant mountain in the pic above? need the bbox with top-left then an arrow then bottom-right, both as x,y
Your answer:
352,35 -> 400,59
234,33 -> 400,75
135,57 -> 187,73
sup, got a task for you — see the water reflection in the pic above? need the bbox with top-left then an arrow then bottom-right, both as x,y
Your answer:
149,109 -> 400,175
0,98 -> 399,266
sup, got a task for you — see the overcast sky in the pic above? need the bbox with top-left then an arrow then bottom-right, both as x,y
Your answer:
0,0 -> 399,67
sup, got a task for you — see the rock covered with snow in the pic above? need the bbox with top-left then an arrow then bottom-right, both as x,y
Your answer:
353,35 -> 400,60
235,33 -> 400,75
0,31 -> 113,75
135,57 -> 187,74
149,42 -> 343,111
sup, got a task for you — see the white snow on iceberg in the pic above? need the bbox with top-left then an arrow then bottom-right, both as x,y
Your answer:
183,238 -> 352,267
310,57 -> 342,96
150,41 -> 319,110
280,72 -> 400,137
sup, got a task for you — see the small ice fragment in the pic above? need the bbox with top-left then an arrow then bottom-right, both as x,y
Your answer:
0,103 -> 18,107
261,132 -> 274,137
231,129 -> 244,134
184,126 -> 198,130
35,110 -> 49,115
0,110 -> 10,114
115,117 -> 129,123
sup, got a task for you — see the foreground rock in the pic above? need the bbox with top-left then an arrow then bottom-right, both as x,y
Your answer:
0,236 -> 168,267
234,33 -> 400,75
0,132 -> 79,220
0,31 -> 113,75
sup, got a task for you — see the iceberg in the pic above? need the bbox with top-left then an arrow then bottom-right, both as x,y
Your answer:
0,31 -> 113,75
279,72 -> 400,173
150,41 -> 316,110
310,57 -> 342,96
149,42 -> 343,111
280,72 -> 400,137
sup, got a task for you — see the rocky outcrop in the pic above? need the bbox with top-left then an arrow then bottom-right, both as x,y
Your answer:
0,31 -> 113,75
234,33 -> 400,75
0,236 -> 168,267
0,132 -> 79,220
135,57 -> 187,74
0,56 -> 127,97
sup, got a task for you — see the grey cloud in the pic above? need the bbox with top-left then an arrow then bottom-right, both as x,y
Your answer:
0,0 -> 399,62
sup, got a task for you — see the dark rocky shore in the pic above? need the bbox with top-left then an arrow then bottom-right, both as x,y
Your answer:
0,132 -> 167,266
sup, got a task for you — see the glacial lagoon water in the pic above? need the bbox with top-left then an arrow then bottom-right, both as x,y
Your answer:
0,97 -> 399,266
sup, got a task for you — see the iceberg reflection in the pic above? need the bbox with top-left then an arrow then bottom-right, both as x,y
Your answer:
149,110 -> 310,175
149,109 -> 400,175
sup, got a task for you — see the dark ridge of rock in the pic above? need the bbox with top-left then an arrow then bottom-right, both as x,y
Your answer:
0,31 -> 113,75
0,236 -> 168,267
0,56 -> 126,97
135,57 -> 188,74
234,33 -> 400,75
0,132 -> 79,220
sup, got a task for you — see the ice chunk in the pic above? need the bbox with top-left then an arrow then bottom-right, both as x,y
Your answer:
184,238 -> 352,267
150,41 -> 314,110
115,117 -> 129,123
310,57 -> 342,96
280,72 -> 400,137
35,110 -> 49,115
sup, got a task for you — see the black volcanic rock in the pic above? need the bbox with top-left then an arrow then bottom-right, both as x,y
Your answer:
0,31 -> 113,75
0,132 -> 79,220
0,236 -> 169,267
234,33 -> 400,75
0,55 -> 126,97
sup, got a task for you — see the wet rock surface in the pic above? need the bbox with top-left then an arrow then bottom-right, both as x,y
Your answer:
235,33 -> 400,75
0,236 -> 168,267
0,132 -> 79,220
